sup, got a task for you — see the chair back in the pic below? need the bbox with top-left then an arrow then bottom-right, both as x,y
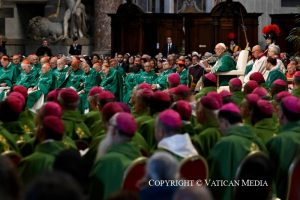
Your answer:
2,151 -> 23,167
179,155 -> 208,181
236,49 -> 249,72
286,155 -> 300,200
233,151 -> 273,200
122,157 -> 147,192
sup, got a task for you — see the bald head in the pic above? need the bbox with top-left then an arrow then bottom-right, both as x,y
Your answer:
215,43 -> 226,56
252,45 -> 262,59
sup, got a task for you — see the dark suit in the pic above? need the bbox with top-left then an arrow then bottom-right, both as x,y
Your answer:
69,44 -> 82,55
162,43 -> 179,57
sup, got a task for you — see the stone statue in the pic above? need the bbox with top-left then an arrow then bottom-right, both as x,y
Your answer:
27,16 -> 63,43
178,0 -> 202,13
63,0 -> 88,39
27,0 -> 88,42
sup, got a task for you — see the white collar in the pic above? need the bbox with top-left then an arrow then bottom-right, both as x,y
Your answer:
158,133 -> 198,158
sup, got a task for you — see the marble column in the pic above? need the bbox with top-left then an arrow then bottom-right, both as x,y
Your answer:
164,0 -> 175,13
94,0 -> 122,55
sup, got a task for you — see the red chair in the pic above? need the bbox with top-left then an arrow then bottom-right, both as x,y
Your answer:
2,151 -> 23,167
122,157 -> 147,192
287,155 -> 300,200
179,155 -> 208,181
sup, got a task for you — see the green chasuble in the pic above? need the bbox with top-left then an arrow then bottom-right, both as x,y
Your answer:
53,66 -> 70,89
18,108 -> 35,137
100,67 -> 118,96
66,68 -> 84,91
89,141 -> 141,200
123,72 -> 138,104
266,122 -> 300,200
292,87 -> 300,98
179,69 -> 189,85
195,86 -> 217,100
244,63 -> 253,76
153,68 -> 173,90
11,63 -> 22,77
211,52 -> 236,86
27,71 -> 53,108
266,69 -> 287,89
208,125 -> 266,200
83,110 -> 102,137
231,91 -> 245,106
0,63 -> 19,86
31,63 -> 42,79
138,116 -> 156,151
18,140 -> 65,185
136,70 -> 157,85
182,120 -> 196,136
2,121 -> 32,146
79,70 -> 100,114
16,70 -> 38,88
61,110 -> 91,141
192,120 -> 221,158
0,123 -> 18,153
253,118 -> 277,144
115,66 -> 126,102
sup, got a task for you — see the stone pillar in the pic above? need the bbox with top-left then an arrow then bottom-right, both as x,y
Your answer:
164,0 -> 174,13
155,0 -> 160,12
94,0 -> 122,55
206,0 -> 214,12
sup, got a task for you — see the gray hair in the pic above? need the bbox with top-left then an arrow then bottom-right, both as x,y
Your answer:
146,152 -> 179,180
268,44 -> 280,55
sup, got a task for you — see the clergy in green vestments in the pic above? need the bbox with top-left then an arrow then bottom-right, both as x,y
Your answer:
110,59 -> 125,101
0,92 -> 32,150
58,88 -> 91,142
0,95 -> 20,153
155,109 -> 198,160
265,57 -> 287,89
210,43 -> 236,86
192,96 -> 222,159
27,63 -> 53,108
195,73 -> 217,100
35,102 -> 77,150
136,62 -> 157,85
78,63 -> 100,114
11,54 -> 22,76
152,61 -> 173,91
18,116 -> 66,185
12,85 -> 35,136
123,72 -> 138,104
143,91 -> 172,150
28,54 -> 41,80
100,64 -> 119,97
15,59 -> 38,89
132,88 -> 153,152
52,58 -> 70,89
171,100 -> 196,136
229,78 -> 244,106
208,103 -> 266,200
240,93 -> 260,125
0,55 -> 19,86
175,60 -> 189,85
266,96 -> 300,200
0,56 -> 19,100
251,99 -> 277,144
89,112 -> 142,200
65,59 -> 84,91
83,86 -> 103,137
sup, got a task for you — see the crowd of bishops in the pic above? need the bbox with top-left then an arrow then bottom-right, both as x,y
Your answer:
0,24 -> 300,200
